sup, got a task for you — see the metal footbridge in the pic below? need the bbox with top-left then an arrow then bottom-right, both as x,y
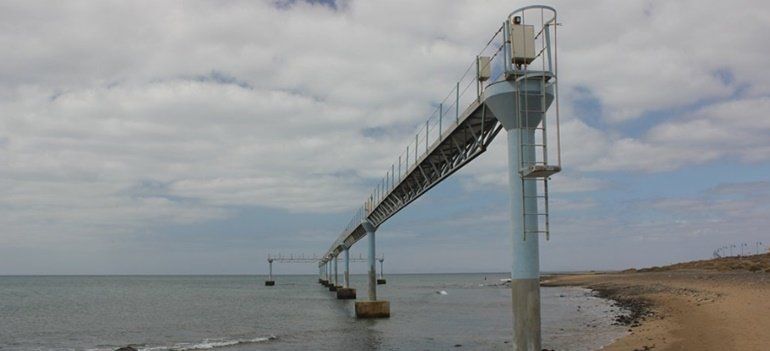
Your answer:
321,7 -> 561,262
312,5 -> 561,350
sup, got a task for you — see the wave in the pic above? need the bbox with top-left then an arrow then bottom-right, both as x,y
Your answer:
130,335 -> 276,351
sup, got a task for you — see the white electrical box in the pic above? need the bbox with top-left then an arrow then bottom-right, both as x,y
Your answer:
477,56 -> 491,81
510,23 -> 535,65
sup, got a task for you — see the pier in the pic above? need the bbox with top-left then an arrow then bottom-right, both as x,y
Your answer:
264,253 -> 382,300
287,5 -> 561,350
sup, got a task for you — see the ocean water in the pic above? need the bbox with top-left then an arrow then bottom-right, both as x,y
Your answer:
0,274 -> 627,351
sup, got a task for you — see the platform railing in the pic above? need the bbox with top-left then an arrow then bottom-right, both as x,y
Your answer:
324,6 -> 560,263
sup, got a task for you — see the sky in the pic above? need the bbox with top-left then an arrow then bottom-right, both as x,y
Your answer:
1,0 -> 769,275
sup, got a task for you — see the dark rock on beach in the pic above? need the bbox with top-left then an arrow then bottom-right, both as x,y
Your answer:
591,286 -> 652,327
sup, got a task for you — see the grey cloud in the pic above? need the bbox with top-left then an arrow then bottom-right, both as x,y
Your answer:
1,0 -> 769,273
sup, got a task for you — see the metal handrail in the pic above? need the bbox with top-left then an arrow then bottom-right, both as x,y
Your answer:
321,7 -> 560,264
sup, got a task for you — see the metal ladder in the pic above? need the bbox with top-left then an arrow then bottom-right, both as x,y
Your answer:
515,76 -> 557,241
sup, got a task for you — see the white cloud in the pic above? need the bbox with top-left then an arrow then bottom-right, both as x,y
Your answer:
574,96 -> 770,172
559,0 -> 770,122
1,0 -> 769,261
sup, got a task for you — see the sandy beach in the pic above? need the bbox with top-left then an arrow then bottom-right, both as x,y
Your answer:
543,254 -> 770,351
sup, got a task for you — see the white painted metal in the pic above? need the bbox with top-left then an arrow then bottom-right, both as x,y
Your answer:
510,23 -> 536,65
317,5 -> 561,349
319,7 -> 561,265
477,56 -> 491,81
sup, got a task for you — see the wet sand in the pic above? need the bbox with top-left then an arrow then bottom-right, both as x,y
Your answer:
543,269 -> 770,351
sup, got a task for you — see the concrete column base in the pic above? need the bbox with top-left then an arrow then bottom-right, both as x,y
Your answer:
377,279 -> 387,285
264,280 -> 275,286
336,288 -> 356,299
321,280 -> 329,287
355,300 -> 390,318
328,285 -> 338,292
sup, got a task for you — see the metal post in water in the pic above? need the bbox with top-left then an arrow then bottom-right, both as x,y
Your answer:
508,112 -> 541,351
484,74 -> 555,351
265,258 -> 275,286
376,256 -> 387,284
344,248 -> 350,288
354,221 -> 389,317
333,254 -> 339,287
363,221 -> 377,301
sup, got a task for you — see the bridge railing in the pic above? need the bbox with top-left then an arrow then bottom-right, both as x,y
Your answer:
336,25 -> 507,235
329,6 -> 559,258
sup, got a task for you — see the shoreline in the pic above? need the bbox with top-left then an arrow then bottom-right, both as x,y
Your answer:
543,269 -> 770,350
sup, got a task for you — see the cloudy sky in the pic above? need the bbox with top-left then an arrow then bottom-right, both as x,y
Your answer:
1,0 -> 769,275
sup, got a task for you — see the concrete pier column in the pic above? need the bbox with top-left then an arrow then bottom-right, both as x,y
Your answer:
329,255 -> 338,291
365,222 -> 377,301
507,129 -> 541,351
355,221 -> 389,317
322,263 -> 330,286
484,77 -> 554,351
337,247 -> 356,299
265,259 -> 275,286
344,248 -> 350,288
334,256 -> 339,286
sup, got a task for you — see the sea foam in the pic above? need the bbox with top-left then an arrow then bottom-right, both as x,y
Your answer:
136,336 -> 276,351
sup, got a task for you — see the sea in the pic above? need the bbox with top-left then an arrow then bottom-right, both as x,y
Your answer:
0,274 -> 628,351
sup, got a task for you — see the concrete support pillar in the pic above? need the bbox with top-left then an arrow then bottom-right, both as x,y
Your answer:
365,223 -> 377,301
507,129 -> 541,351
355,221 -> 389,317
337,247 -> 357,299
344,248 -> 350,288
329,257 -> 338,291
322,263 -> 330,286
333,255 -> 339,287
483,77 -> 553,351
